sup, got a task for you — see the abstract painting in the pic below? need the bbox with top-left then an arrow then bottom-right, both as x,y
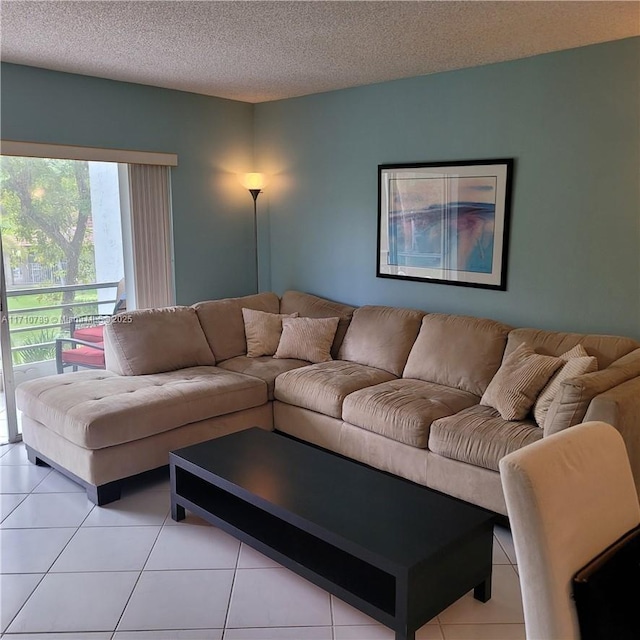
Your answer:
377,160 -> 513,290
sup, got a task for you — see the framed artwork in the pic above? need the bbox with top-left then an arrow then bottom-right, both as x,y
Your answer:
377,159 -> 514,290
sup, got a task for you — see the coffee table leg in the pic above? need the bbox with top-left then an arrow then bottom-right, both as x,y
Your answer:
171,500 -> 185,522
473,573 -> 492,602
394,626 -> 414,640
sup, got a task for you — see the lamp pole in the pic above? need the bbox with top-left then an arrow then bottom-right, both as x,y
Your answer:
249,188 -> 261,293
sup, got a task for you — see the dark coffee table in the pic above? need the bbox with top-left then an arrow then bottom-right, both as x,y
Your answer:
170,427 -> 495,640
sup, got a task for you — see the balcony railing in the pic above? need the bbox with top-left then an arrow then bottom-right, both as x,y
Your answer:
6,281 -> 119,363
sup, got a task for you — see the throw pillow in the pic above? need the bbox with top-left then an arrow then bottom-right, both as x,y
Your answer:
481,342 -> 563,420
533,344 -> 598,428
274,316 -> 340,364
242,308 -> 299,357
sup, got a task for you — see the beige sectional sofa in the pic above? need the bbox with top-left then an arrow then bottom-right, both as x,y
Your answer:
17,291 -> 640,515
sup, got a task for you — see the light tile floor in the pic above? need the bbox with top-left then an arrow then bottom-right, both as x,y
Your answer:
0,441 -> 525,640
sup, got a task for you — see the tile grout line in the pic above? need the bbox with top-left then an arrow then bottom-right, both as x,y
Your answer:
1,571 -> 47,635
0,493 -> 28,525
3,447 -> 525,638
494,528 -> 517,566
110,506 -> 168,636
0,450 -> 70,634
329,591 -> 335,640
221,524 -> 243,635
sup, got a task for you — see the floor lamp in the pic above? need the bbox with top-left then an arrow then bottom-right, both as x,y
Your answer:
243,173 -> 265,292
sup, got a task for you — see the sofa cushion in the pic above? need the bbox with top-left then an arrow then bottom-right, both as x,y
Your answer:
338,306 -> 424,376
343,379 -> 479,448
505,328 -> 639,369
104,306 -> 215,376
545,348 -> 640,437
403,313 -> 511,396
533,345 -> 598,428
481,342 -> 562,420
217,355 -> 309,400
242,308 -> 298,357
274,360 -> 396,419
429,405 -> 541,471
279,290 -> 356,358
274,316 -> 339,364
194,292 -> 280,362
16,367 -> 268,450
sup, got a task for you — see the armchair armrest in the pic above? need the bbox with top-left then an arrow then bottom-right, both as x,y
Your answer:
56,337 -> 105,350
585,376 -> 640,496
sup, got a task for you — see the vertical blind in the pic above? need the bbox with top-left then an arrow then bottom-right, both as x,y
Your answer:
128,164 -> 175,308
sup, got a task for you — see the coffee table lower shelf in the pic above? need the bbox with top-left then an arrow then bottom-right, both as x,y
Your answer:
170,457 -> 493,640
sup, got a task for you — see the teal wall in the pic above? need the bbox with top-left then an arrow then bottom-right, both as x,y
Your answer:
1,63 -> 255,305
3,39 -> 639,339
255,38 -> 640,339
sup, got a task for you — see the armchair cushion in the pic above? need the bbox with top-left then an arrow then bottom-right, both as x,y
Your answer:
61,342 -> 105,368
73,325 -> 105,343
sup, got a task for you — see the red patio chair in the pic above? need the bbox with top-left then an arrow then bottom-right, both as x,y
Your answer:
55,280 -> 126,374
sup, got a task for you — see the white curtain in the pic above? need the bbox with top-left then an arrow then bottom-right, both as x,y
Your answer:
127,164 -> 175,309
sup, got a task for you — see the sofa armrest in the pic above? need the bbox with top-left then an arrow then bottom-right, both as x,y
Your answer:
545,348 -> 640,436
584,376 -> 640,496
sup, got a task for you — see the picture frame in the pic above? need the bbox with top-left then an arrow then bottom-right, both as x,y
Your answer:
377,159 -> 514,290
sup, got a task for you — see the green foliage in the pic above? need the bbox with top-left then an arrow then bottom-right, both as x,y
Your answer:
0,156 -> 97,284
12,328 -> 59,365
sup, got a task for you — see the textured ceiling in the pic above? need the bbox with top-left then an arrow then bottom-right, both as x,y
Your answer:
1,1 -> 638,103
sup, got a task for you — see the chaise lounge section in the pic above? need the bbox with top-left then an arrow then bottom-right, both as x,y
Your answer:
17,290 -> 640,514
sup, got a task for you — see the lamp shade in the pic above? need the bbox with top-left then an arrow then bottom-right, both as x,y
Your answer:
243,173 -> 265,191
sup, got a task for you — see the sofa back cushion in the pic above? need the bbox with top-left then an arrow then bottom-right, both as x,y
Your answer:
104,306 -> 215,376
193,292 -> 280,362
338,305 -> 424,376
279,290 -> 356,358
505,328 -> 639,370
403,313 -> 511,396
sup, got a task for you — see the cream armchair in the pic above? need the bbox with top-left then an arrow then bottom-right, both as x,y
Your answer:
499,421 -> 640,639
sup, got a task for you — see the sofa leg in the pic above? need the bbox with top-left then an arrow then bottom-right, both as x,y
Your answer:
86,481 -> 122,506
26,446 -> 50,467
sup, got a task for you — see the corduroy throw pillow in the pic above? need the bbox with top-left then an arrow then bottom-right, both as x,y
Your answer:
242,308 -> 298,357
274,316 -> 340,364
533,344 -> 598,428
481,342 -> 562,420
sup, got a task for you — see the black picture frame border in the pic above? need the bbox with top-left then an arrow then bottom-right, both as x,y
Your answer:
376,158 -> 514,291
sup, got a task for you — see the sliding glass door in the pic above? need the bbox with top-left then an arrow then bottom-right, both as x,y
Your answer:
0,156 -> 127,443
0,143 -> 175,444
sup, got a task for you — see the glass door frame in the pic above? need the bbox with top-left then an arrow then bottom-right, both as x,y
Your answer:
0,239 -> 20,443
